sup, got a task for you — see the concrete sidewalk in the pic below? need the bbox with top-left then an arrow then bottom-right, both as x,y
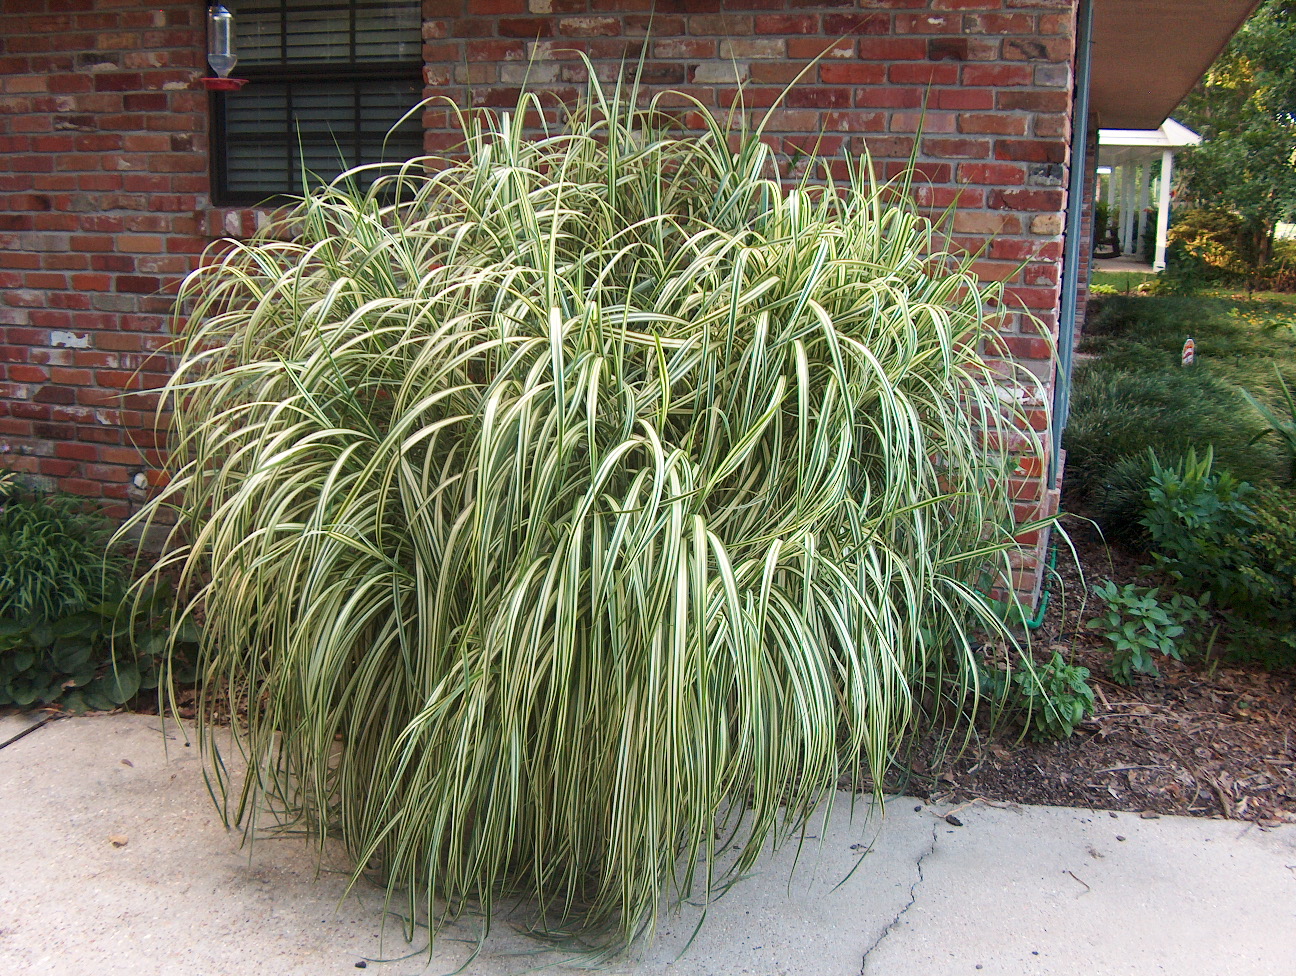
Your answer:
1,712 -> 1293,976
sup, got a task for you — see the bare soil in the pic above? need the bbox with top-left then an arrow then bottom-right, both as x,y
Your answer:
911,514 -> 1296,826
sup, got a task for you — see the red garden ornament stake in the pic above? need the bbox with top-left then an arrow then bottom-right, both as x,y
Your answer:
200,4 -> 247,92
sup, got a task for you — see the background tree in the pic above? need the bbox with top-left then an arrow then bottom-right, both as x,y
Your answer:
1178,0 -> 1296,266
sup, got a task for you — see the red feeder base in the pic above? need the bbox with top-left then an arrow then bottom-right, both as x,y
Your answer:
200,77 -> 248,91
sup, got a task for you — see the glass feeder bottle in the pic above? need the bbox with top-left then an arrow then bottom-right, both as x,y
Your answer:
207,4 -> 237,78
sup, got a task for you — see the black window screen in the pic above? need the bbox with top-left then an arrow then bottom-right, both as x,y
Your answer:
212,0 -> 424,205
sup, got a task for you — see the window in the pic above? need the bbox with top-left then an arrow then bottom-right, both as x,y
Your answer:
211,0 -> 425,206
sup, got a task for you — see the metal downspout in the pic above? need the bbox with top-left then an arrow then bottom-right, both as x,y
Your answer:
1051,0 -> 1095,484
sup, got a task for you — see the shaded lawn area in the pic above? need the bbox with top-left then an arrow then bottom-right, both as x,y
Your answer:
1092,268 -> 1161,294
1070,292 -> 1296,491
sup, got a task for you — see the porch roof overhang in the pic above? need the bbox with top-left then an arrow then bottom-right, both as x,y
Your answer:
1098,118 -> 1202,167
1090,0 -> 1262,130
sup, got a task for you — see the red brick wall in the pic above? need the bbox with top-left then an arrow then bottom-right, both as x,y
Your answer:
2,0 -> 1077,602
420,0 -> 1078,607
421,0 -> 1075,377
0,0 -> 206,514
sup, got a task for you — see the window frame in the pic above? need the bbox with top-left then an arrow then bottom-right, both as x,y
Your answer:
208,1 -> 425,208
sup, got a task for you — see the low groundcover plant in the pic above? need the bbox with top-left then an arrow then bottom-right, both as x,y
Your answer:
126,74 -> 1050,951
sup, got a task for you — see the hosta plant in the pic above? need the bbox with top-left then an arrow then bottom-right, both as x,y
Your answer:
125,75 -> 1051,951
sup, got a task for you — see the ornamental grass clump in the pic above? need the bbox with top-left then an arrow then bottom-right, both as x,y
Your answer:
128,77 -> 1048,950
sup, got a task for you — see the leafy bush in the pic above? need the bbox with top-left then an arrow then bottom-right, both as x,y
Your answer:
1084,451 -> 1161,545
1142,472 -> 1296,666
1227,484 -> 1296,663
976,650 -> 1094,740
1087,580 -> 1208,684
1165,208 -> 1251,281
125,75 -> 1050,948
0,587 -> 197,712
1014,651 -> 1095,739
0,475 -> 197,710
1141,448 -> 1255,602
1158,208 -> 1296,292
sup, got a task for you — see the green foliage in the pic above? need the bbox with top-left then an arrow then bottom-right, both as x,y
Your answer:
0,475 -> 121,620
123,72 -> 1051,950
1066,293 -> 1296,535
1085,451 -> 1160,544
1240,365 -> 1296,482
1226,484 -> 1296,664
1165,209 -> 1252,282
976,650 -> 1094,740
1064,365 -> 1272,506
1141,475 -> 1296,667
1094,200 -> 1113,239
1015,652 -> 1095,740
1178,0 -> 1296,267
0,588 -> 199,712
0,475 -> 198,710
1073,291 -> 1296,669
1159,209 -> 1296,292
1141,448 -> 1255,603
1087,580 -> 1208,684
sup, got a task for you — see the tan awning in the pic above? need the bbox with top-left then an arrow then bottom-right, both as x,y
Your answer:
1091,0 -> 1261,129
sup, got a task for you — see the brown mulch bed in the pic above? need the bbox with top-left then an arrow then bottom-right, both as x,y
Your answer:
910,514 -> 1296,826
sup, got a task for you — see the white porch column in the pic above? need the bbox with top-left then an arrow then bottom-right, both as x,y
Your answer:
1121,163 -> 1137,254
1136,162 -> 1152,255
1153,149 -> 1174,271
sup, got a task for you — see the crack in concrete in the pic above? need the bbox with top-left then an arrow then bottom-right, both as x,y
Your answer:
858,817 -> 941,975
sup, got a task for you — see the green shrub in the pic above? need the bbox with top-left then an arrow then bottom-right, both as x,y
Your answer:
1087,580 -> 1208,684
1159,208 -> 1296,292
1226,484 -> 1296,664
1084,451 -> 1161,544
0,475 -> 197,710
1014,651 -> 1095,739
1164,208 -> 1250,282
1136,456 -> 1296,667
1150,479 -> 1296,666
124,74 -> 1051,949
1141,448 -> 1255,603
